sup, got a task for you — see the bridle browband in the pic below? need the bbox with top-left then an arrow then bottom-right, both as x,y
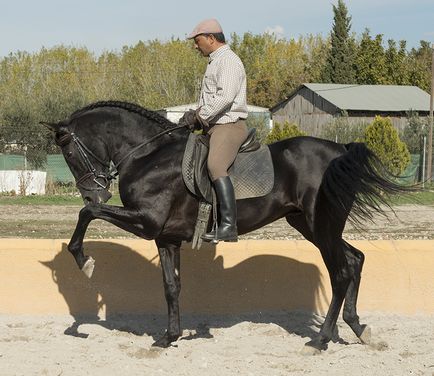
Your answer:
61,125 -> 185,191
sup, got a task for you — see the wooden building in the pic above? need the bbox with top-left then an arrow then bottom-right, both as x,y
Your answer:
270,83 -> 431,136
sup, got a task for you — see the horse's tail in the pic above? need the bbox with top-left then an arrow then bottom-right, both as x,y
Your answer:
320,142 -> 413,227
314,142 -> 413,275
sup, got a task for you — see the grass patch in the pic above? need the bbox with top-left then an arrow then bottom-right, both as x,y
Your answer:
1,219 -> 133,238
387,189 -> 434,205
0,189 -> 432,207
0,194 -> 123,205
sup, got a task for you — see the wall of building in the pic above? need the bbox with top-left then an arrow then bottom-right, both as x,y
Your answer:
271,87 -> 428,136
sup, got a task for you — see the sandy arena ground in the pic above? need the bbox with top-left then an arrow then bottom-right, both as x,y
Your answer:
0,204 -> 433,375
0,312 -> 433,376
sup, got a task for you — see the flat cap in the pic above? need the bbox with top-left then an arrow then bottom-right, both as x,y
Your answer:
187,18 -> 223,39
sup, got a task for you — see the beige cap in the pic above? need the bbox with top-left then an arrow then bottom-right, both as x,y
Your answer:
187,18 -> 223,39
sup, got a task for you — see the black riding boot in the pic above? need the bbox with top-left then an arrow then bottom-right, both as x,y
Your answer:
202,176 -> 238,242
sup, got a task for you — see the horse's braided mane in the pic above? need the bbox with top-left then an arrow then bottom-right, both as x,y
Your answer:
70,100 -> 174,127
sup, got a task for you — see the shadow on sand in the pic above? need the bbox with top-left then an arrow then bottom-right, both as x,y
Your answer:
41,241 -> 327,343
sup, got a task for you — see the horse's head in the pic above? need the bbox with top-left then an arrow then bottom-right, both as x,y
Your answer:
42,121 -> 113,205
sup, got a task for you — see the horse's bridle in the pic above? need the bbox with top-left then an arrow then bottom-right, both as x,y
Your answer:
60,125 -> 185,192
70,133 -> 113,191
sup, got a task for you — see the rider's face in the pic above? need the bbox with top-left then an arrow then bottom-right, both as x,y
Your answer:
193,34 -> 215,57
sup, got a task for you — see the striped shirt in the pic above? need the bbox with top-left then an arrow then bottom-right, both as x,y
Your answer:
198,45 -> 248,124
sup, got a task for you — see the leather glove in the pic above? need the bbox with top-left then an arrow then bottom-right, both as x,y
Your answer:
178,109 -> 199,130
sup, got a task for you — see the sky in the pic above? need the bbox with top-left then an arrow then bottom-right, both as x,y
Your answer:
0,0 -> 433,58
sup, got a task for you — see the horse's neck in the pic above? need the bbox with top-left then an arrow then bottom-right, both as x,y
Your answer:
107,122 -> 188,171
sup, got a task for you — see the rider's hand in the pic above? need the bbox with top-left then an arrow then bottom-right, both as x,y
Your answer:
178,109 -> 199,130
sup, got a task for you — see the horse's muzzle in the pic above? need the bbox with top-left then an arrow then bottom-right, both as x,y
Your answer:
81,189 -> 112,205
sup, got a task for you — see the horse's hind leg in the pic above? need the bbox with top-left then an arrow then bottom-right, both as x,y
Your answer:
302,203 -> 354,352
341,241 -> 371,344
286,214 -> 345,349
303,250 -> 351,353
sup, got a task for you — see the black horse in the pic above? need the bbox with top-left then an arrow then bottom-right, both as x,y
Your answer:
43,101 -> 405,353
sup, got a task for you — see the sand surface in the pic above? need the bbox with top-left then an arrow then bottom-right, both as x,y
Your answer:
1,312 -> 433,375
1,205 -> 433,375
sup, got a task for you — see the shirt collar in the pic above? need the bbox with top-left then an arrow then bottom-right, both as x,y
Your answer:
208,44 -> 230,63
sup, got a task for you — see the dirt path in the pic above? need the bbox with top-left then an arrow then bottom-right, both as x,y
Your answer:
0,204 -> 432,239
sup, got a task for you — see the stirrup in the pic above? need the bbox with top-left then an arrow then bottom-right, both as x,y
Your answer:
201,230 -> 217,243
201,228 -> 238,243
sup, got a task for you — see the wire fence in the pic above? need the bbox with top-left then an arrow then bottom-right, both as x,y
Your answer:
0,149 -> 120,196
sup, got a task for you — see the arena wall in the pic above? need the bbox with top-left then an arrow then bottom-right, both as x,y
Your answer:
0,239 -> 433,316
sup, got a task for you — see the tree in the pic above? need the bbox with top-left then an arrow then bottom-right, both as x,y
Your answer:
321,0 -> 356,83
384,39 -> 410,85
401,111 -> 429,153
0,47 -> 97,168
407,41 -> 432,92
302,34 -> 330,83
231,32 -> 313,108
118,39 -> 205,108
364,116 -> 410,175
265,121 -> 306,144
355,30 -> 387,84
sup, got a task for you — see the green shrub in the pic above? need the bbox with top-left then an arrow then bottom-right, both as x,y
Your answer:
246,113 -> 271,144
401,110 -> 429,153
364,116 -> 410,175
320,111 -> 368,143
265,121 -> 306,144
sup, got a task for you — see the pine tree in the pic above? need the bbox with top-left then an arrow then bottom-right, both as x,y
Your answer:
407,41 -> 432,92
384,39 -> 409,85
321,0 -> 356,83
355,30 -> 387,84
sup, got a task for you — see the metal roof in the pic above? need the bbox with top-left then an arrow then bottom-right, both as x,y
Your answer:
303,83 -> 430,112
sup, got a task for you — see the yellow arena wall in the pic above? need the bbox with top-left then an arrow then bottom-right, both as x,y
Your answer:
0,239 -> 433,316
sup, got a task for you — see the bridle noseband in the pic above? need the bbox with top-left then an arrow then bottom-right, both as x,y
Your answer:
71,133 -> 112,191
60,125 -> 185,192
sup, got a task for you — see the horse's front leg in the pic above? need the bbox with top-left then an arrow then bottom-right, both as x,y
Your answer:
68,204 -> 156,278
68,204 -> 96,276
152,238 -> 182,348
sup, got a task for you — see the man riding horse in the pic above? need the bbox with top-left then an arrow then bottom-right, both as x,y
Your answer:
179,18 -> 248,243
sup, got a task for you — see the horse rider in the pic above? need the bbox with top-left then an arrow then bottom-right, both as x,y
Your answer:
179,18 -> 248,243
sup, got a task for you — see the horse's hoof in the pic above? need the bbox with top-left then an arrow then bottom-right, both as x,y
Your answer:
300,345 -> 321,356
81,257 -> 95,278
359,325 -> 371,345
152,333 -> 179,348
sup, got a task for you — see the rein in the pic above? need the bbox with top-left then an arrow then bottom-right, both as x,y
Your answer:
70,125 -> 186,191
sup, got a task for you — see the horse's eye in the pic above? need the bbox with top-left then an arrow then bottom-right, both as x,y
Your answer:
66,151 -> 73,158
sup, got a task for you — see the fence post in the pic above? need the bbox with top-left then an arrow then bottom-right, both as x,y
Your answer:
426,43 -> 434,184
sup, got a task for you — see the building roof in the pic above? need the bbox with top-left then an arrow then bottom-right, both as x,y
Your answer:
272,83 -> 431,113
160,103 -> 270,113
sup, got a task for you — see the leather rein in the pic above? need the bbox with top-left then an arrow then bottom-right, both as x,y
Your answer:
61,125 -> 185,191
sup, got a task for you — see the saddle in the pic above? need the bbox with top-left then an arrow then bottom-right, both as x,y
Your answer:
182,128 -> 274,203
182,128 -> 274,248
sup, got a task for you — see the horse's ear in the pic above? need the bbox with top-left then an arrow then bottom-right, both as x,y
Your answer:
40,121 -> 60,132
